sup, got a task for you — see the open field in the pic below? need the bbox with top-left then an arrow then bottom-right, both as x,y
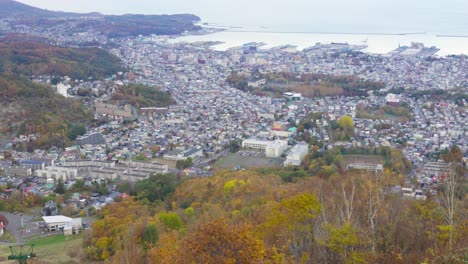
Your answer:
216,151 -> 284,169
0,234 -> 85,264
343,154 -> 384,165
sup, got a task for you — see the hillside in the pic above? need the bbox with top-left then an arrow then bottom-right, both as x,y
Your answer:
83,167 -> 468,264
0,74 -> 93,149
0,34 -> 124,80
0,1 -> 201,37
0,0 -> 56,17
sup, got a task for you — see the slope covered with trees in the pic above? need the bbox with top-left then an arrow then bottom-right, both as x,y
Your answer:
0,74 -> 92,149
0,34 -> 124,80
85,165 -> 467,264
0,1 -> 201,37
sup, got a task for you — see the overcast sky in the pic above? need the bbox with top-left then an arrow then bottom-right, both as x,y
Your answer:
16,0 -> 468,34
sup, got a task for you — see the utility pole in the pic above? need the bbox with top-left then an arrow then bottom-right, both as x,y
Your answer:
8,244 -> 36,264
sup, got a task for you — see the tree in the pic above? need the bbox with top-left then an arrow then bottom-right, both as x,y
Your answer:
440,145 -> 463,163
74,179 -> 85,190
0,213 -> 9,227
159,212 -> 184,230
338,115 -> 354,129
261,192 -> 322,261
322,222 -> 365,263
176,158 -> 193,170
228,140 -> 241,153
55,178 -> 65,194
134,152 -> 148,161
141,223 -> 159,248
176,218 -> 269,264
134,174 -> 179,202
439,163 -> 458,251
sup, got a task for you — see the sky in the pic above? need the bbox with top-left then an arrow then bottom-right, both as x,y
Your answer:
16,0 -> 468,34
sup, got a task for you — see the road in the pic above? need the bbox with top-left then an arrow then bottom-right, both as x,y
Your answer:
1,211 -> 49,245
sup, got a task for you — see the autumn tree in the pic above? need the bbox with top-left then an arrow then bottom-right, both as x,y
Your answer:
339,115 -> 354,129
175,218 -> 270,264
439,145 -> 462,163
0,213 -> 8,227
261,192 -> 322,261
321,222 -> 365,264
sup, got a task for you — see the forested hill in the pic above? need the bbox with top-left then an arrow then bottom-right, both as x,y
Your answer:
85,166 -> 467,264
0,74 -> 92,149
0,0 -> 201,37
0,0 -> 62,17
0,34 -> 124,80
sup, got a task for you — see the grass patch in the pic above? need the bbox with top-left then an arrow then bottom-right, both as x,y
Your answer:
214,157 -> 225,167
0,231 -> 16,243
0,234 -> 84,264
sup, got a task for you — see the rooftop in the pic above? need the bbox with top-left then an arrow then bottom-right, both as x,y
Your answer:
42,215 -> 73,224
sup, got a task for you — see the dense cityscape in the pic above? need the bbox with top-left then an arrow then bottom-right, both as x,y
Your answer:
0,1 -> 466,263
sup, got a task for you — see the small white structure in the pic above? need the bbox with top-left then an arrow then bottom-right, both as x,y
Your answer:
56,83 -> 70,98
0,222 -> 4,237
402,188 -> 427,200
386,93 -> 401,105
284,144 -> 309,166
247,79 -> 266,87
42,215 -> 82,235
284,92 -> 302,101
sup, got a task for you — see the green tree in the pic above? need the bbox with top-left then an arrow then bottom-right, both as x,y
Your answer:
141,223 -> 159,248
228,140 -> 241,153
134,174 -> 179,202
55,178 -> 66,194
134,152 -> 148,161
176,158 -> 193,170
159,212 -> 184,230
74,179 -> 86,190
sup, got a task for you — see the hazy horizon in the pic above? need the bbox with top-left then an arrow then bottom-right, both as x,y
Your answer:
17,0 -> 468,35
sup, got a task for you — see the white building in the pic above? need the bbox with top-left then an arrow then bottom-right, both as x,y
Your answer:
271,130 -> 292,138
42,215 -> 82,235
242,139 -> 288,158
284,144 -> 309,166
247,79 -> 266,87
386,93 -> 401,105
35,166 -> 78,181
284,92 -> 303,101
56,83 -> 70,98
